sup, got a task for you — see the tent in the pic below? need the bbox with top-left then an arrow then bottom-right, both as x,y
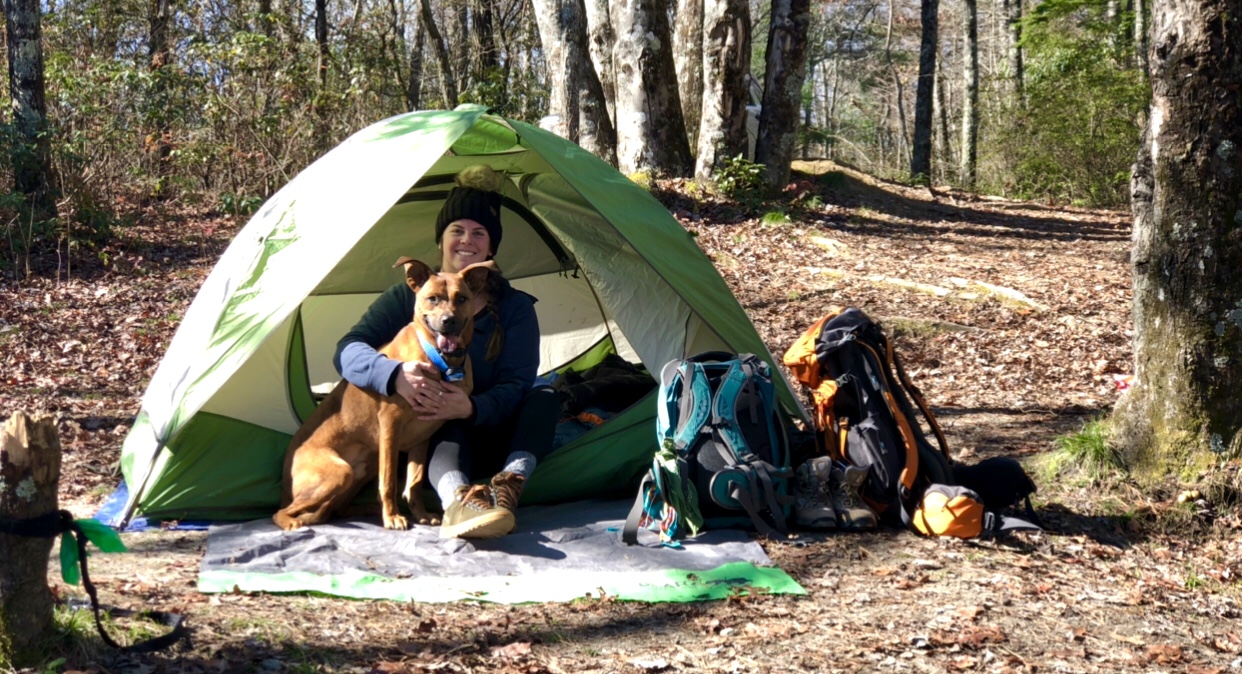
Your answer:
116,105 -> 807,526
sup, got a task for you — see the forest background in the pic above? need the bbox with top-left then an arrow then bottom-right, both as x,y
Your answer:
0,0 -> 1148,273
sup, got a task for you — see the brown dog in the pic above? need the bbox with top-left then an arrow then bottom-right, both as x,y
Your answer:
272,258 -> 493,531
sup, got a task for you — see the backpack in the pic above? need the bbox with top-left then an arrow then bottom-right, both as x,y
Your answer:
783,307 -> 1041,538
622,352 -> 793,545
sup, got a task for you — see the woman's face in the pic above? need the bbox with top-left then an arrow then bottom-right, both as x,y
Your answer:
440,219 -> 492,273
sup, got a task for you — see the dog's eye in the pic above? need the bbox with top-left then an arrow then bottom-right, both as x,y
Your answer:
427,296 -> 440,305
454,294 -> 467,305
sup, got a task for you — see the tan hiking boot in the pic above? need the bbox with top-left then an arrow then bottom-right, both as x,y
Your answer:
830,463 -> 878,530
489,471 -> 527,515
439,484 -> 514,540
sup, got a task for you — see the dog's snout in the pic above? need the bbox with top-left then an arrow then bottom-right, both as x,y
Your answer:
438,315 -> 463,334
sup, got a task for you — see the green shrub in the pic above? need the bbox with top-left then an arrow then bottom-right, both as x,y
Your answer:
713,154 -> 767,207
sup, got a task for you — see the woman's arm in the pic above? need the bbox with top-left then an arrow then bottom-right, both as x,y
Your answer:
334,283 -> 415,395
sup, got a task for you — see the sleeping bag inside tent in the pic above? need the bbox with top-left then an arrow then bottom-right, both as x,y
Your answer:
116,104 -> 806,524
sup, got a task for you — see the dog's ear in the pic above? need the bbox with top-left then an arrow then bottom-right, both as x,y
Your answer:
394,257 -> 433,292
459,260 -> 496,295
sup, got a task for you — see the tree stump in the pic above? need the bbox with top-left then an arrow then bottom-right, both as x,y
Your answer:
0,412 -> 62,667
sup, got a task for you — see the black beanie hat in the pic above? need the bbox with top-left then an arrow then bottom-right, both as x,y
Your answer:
434,167 -> 504,255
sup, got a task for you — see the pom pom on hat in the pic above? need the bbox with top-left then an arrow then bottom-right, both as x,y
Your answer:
435,166 -> 505,254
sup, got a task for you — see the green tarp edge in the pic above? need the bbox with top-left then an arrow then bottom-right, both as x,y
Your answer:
197,561 -> 806,604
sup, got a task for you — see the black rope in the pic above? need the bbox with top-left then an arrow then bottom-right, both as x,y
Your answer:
0,510 -> 188,653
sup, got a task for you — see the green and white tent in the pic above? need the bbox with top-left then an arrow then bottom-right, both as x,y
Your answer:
117,105 -> 807,525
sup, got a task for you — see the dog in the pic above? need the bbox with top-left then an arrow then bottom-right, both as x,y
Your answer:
272,258 -> 493,531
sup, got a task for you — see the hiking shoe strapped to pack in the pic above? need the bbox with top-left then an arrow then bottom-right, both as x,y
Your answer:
440,484 -> 515,540
794,457 -> 838,530
830,463 -> 878,530
489,471 -> 526,515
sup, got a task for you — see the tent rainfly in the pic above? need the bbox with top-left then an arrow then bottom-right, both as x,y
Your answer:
116,105 -> 807,525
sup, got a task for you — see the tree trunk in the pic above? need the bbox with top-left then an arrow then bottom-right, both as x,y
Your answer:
472,0 -> 498,77
1134,0 -> 1148,76
532,0 -> 618,164
1112,0 -> 1242,474
0,413 -> 62,667
611,0 -> 693,175
147,0 -> 173,169
674,0 -> 704,152
584,0 -> 617,126
884,0 -> 910,169
694,0 -> 749,180
910,0 -> 939,182
419,0 -> 458,108
1003,0 -> 1023,99
959,0 -> 978,189
258,0 -> 273,37
754,0 -> 811,190
387,0 -> 423,110
316,0 -> 328,87
4,0 -> 56,218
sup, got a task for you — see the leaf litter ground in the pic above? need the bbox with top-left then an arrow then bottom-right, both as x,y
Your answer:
2,162 -> 1240,673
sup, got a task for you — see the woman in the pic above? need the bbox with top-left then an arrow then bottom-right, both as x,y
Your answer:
334,165 -> 559,539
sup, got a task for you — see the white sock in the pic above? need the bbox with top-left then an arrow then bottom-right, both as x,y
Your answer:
436,471 -> 469,504
503,452 -> 537,479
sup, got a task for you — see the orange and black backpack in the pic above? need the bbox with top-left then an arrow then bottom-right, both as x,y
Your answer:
783,307 -> 1041,538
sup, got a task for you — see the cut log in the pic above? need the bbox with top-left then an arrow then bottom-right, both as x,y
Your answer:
0,412 -> 62,667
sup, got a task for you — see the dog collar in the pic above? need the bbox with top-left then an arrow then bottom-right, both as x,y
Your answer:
417,332 -> 466,382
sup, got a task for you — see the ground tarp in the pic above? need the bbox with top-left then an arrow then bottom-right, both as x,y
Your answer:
198,499 -> 804,604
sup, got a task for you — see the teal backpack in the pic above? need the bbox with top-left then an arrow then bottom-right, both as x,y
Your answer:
622,352 -> 793,545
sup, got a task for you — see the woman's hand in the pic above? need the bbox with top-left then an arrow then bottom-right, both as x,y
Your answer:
395,361 -> 471,420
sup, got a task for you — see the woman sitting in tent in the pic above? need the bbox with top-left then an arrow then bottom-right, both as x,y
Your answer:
334,165 -> 559,540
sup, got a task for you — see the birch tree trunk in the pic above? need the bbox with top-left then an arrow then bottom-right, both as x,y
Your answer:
674,0 -> 704,152
909,0 -> 939,182
0,413 -> 62,667
611,0 -> 693,175
584,0 -> 617,126
1112,0 -> 1242,473
532,0 -> 618,164
959,0 -> 978,188
4,0 -> 56,218
694,0 -> 749,180
754,0 -> 810,190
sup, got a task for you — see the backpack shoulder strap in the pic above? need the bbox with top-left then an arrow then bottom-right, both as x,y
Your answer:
658,359 -> 713,453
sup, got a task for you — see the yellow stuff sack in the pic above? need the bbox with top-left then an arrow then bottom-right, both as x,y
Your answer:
913,483 -> 1044,538
913,484 -> 986,538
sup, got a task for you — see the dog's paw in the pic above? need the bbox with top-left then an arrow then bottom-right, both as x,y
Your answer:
383,514 -> 411,530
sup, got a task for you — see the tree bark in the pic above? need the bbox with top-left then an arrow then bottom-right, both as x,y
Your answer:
611,0 -> 693,175
694,0 -> 749,180
674,0 -> 704,152
584,0 -> 617,126
147,0 -> 174,168
4,0 -> 56,218
1112,0 -> 1242,473
532,0 -> 618,163
0,413 -> 62,667
959,0 -> 978,188
419,0 -> 458,108
316,0 -> 328,87
754,0 -> 811,190
910,0 -> 939,182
